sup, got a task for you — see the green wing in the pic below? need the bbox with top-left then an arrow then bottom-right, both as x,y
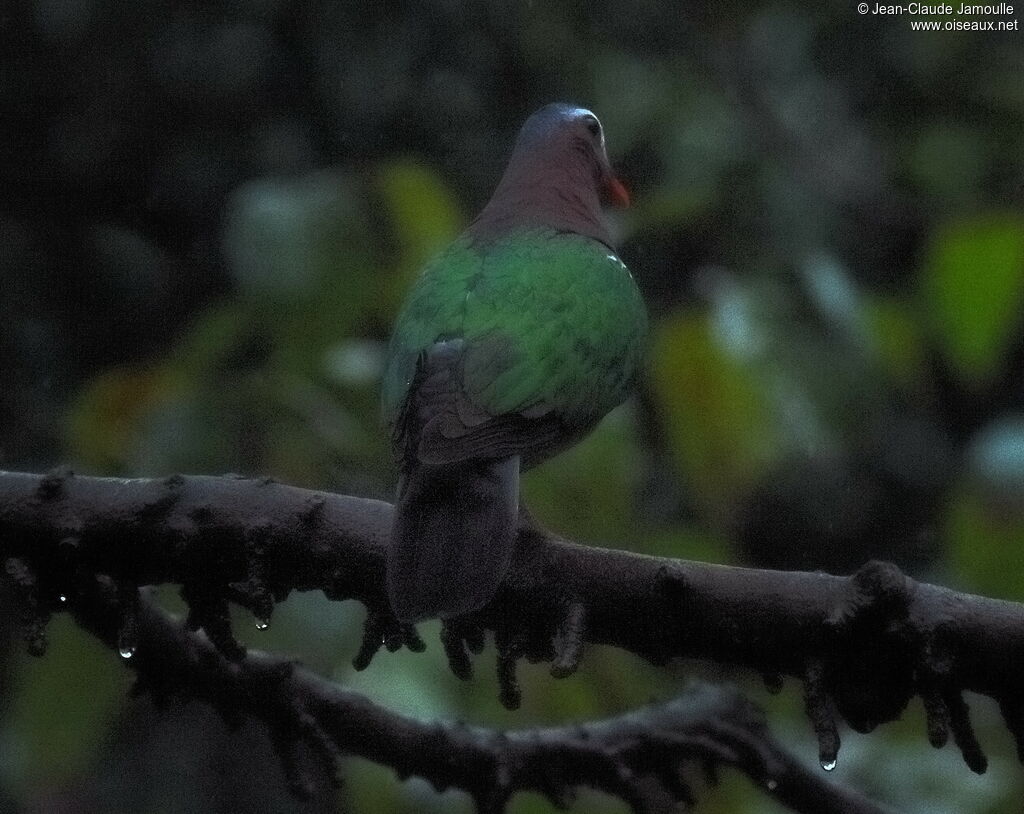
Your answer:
382,228 -> 647,464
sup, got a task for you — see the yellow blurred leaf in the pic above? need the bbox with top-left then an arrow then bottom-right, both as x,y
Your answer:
649,312 -> 780,522
66,365 -> 187,472
522,405 -> 641,544
376,160 -> 463,318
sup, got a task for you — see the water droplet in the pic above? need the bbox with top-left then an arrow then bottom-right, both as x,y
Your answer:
117,621 -> 137,660
255,618 -> 269,631
117,586 -> 139,661
821,758 -> 837,772
58,595 -> 67,603
765,778 -> 778,791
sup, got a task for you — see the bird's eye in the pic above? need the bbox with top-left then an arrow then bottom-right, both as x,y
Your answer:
585,119 -> 601,138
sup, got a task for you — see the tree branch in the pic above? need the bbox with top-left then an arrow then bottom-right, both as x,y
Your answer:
2,468 -> 1023,778
67,577 -> 893,813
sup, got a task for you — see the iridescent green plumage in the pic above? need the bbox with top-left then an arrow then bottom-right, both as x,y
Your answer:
382,227 -> 647,451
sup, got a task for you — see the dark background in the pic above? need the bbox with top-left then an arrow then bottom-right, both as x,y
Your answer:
1,1 -> 1023,811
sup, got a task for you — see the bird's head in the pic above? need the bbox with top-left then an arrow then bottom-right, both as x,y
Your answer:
513,103 -> 630,209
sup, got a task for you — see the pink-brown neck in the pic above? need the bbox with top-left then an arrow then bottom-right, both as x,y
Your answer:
466,127 -> 615,248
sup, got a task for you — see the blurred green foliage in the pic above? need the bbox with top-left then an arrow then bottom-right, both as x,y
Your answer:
922,214 -> 1024,386
1,1 -> 1023,812
2,617 -> 131,797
